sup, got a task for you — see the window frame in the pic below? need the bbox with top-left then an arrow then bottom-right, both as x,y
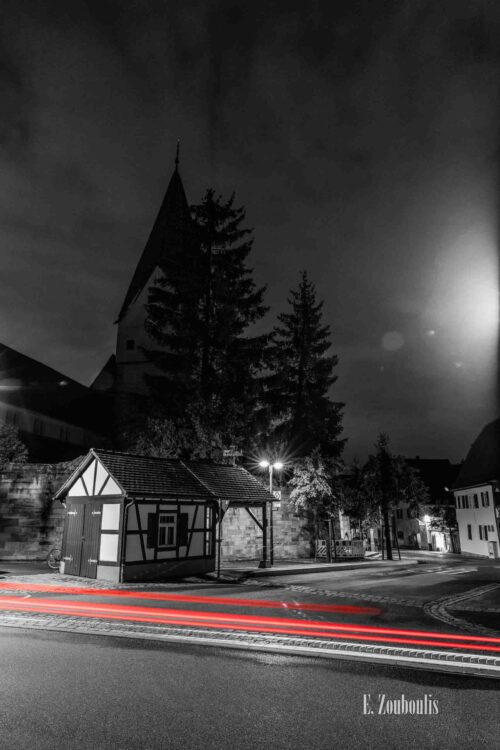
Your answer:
157,512 -> 177,550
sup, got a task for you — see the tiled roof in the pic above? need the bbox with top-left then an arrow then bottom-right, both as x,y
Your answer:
70,451 -> 274,504
94,450 -> 210,499
117,167 -> 197,321
185,461 -> 272,503
453,419 -> 500,489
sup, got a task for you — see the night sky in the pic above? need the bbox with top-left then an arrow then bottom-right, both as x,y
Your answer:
1,1 -> 498,462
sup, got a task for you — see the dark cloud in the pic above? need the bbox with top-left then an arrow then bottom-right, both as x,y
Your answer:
0,0 -> 497,461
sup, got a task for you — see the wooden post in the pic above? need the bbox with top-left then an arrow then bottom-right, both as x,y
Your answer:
326,516 -> 331,563
270,499 -> 274,566
259,501 -> 269,567
330,516 -> 337,561
217,500 -> 222,579
380,508 -> 385,560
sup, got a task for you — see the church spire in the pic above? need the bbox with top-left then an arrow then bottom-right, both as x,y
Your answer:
116,149 -> 193,322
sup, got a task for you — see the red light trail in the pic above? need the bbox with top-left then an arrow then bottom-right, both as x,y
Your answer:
0,593 -> 498,654
0,582 -> 380,615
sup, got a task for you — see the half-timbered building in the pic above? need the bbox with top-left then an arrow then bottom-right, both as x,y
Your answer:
54,449 -> 273,582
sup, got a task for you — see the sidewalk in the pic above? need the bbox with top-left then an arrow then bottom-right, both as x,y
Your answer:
219,555 -> 418,580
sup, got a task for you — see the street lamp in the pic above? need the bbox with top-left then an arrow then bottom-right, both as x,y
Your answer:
259,460 -> 283,566
259,460 -> 283,494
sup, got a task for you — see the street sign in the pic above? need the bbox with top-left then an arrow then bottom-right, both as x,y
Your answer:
273,490 -> 281,500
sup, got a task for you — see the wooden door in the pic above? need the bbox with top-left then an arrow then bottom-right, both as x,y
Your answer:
80,504 -> 102,579
62,502 -> 84,576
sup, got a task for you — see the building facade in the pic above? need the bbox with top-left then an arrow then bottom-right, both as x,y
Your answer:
452,419 -> 500,558
54,449 -> 275,581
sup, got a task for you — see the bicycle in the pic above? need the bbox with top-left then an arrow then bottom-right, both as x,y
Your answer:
46,548 -> 62,570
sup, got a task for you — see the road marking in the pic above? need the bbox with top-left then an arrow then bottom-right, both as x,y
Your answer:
413,566 -> 477,575
436,567 -> 477,576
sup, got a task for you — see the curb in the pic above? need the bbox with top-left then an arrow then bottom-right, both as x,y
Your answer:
1,615 -> 499,679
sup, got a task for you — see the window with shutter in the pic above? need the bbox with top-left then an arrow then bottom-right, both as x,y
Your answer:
147,513 -> 158,548
178,513 -> 189,547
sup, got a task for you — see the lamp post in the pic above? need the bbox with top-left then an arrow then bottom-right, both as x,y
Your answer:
259,460 -> 283,566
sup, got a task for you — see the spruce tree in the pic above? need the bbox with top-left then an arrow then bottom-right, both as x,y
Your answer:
265,271 -> 344,457
191,190 -> 268,421
143,214 -> 203,418
144,189 -> 268,448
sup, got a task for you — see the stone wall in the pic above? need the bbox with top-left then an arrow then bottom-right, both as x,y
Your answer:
0,459 -> 80,560
221,494 -> 313,561
0,462 -> 314,562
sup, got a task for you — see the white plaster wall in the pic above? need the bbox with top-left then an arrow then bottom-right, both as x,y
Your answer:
116,271 -> 165,395
454,484 -> 499,556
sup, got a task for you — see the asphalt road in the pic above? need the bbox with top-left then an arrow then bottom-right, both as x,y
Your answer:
1,556 -> 500,650
1,627 -> 499,750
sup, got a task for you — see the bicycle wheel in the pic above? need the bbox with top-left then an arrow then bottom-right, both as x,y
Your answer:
47,548 -> 62,570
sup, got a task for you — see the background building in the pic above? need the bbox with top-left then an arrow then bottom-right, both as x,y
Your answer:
0,343 -> 108,461
452,419 -> 500,558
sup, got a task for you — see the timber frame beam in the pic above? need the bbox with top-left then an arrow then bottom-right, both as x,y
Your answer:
245,506 -> 263,531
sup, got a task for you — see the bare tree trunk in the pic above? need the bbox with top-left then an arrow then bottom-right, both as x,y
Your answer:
383,506 -> 393,560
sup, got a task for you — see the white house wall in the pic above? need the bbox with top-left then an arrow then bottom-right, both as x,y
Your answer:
66,458 -> 123,498
454,484 -> 499,557
125,500 -> 209,564
115,274 -> 162,395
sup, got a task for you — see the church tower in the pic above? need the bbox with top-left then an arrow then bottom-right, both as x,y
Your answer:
113,150 -> 197,397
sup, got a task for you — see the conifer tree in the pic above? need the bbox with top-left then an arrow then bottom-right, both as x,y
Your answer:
191,190 -> 268,419
264,271 -> 344,457
359,434 -> 430,560
144,189 -> 268,448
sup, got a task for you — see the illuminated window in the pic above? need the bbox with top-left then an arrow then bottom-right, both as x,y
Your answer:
158,514 -> 176,547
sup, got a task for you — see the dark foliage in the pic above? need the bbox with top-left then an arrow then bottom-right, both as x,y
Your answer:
143,189 -> 268,450
264,271 -> 344,458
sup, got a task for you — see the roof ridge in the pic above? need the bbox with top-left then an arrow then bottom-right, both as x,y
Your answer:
181,460 -> 217,498
93,448 -> 181,462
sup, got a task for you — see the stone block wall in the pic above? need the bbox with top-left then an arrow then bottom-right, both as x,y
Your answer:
0,462 -> 314,562
221,495 -> 313,561
0,459 -> 80,560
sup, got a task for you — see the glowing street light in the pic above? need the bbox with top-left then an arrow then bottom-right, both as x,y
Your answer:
259,460 -> 283,495
259,460 -> 283,566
